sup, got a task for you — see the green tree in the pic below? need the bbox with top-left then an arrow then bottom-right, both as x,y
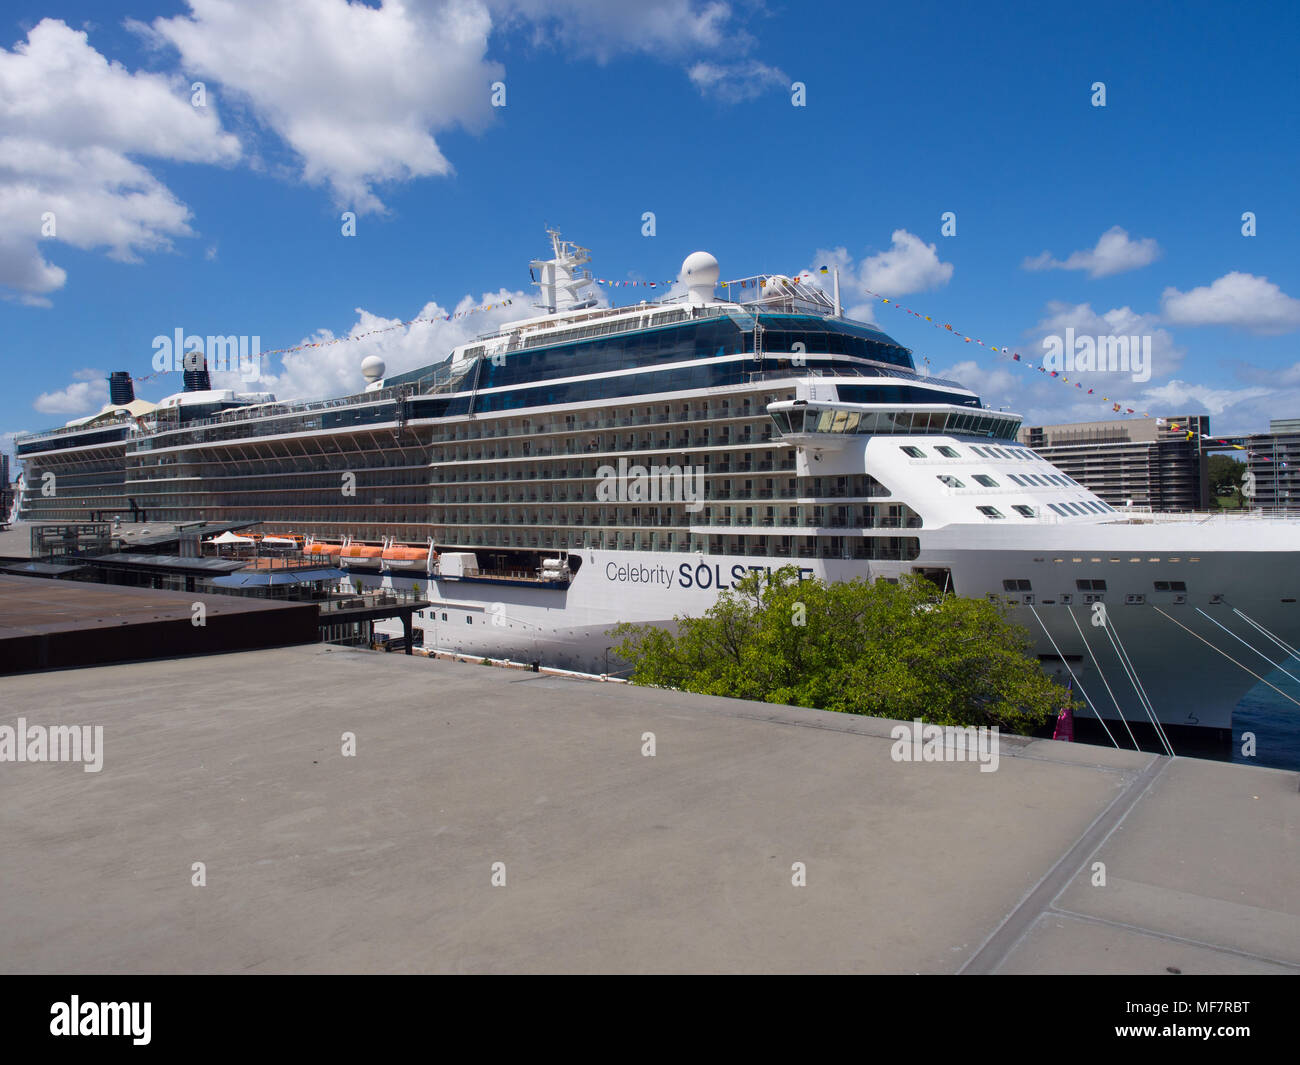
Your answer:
1207,453 -> 1247,509
610,567 -> 1074,732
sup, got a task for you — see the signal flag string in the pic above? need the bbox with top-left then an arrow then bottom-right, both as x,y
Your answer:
859,289 -> 1283,462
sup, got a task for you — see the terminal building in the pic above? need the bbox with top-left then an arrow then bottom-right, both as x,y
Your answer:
1018,415 -> 1209,512
1244,418 -> 1300,511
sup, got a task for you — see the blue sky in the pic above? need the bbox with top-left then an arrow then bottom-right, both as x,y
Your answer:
2,0 -> 1298,460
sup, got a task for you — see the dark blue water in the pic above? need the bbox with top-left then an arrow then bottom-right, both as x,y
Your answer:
1231,665 -> 1300,771
1062,661 -> 1300,770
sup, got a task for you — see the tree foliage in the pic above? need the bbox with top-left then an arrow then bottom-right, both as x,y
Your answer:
609,567 -> 1075,732
1208,453 -> 1246,493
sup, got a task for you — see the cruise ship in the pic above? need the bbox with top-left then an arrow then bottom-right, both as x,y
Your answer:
15,231 -> 1300,735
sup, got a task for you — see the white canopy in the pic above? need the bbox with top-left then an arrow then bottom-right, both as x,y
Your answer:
208,531 -> 256,544
260,536 -> 297,546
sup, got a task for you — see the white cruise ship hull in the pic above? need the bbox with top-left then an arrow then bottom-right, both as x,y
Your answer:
356,533 -> 1299,734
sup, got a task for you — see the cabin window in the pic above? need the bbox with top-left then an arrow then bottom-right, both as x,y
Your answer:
937,475 -> 964,488
936,445 -> 959,458
900,446 -> 926,458
1153,580 -> 1187,592
1003,579 -> 1032,591
973,474 -> 998,487
977,506 -> 1005,519
1076,579 -> 1107,591
1013,505 -> 1036,518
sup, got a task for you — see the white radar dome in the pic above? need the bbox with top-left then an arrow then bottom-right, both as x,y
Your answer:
681,251 -> 719,305
361,355 -> 386,383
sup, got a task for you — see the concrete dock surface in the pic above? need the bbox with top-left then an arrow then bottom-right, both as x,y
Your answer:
0,643 -> 1296,974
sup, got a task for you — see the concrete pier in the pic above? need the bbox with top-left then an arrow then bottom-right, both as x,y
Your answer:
0,644 -> 1295,973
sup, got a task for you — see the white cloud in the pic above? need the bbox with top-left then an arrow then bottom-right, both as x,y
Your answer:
857,230 -> 954,297
1022,225 -> 1161,279
0,19 -> 239,303
138,0 -> 503,214
802,230 -> 954,323
1160,271 -> 1300,335
688,59 -> 786,102
33,369 -> 108,415
1029,300 -> 1184,381
1138,379 -> 1271,417
492,0 -> 738,62
209,287 -> 547,401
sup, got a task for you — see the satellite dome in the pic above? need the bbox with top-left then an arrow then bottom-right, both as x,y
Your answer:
681,251 -> 719,305
361,355 -> 385,383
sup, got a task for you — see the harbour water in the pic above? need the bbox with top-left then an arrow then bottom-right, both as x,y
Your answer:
1232,666 -> 1300,771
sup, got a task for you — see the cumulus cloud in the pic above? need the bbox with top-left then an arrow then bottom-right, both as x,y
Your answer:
137,0 -> 501,215
688,59 -> 786,103
205,286 -> 551,401
802,230 -> 954,323
0,19 -> 240,304
927,305 -> 1292,436
1138,379 -> 1271,417
32,369 -> 108,415
1022,225 -> 1161,279
1027,300 -> 1185,383
1160,271 -> 1300,335
858,230 -> 954,296
491,0 -> 738,62
2,3 -> 779,302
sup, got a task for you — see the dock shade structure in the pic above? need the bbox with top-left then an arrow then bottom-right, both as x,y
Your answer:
210,567 -> 348,588
208,531 -> 257,545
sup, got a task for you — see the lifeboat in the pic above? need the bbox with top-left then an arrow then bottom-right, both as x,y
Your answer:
305,540 -> 343,556
338,542 -> 384,561
381,542 -> 429,569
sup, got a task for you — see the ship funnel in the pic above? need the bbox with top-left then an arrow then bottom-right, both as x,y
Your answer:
109,371 -> 135,406
183,353 -> 212,392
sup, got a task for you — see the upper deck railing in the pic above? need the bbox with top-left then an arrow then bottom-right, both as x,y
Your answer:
16,413 -> 134,445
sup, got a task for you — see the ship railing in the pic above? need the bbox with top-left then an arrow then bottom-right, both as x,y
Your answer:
744,364 -> 969,391
17,413 -> 134,444
1108,507 -> 1300,523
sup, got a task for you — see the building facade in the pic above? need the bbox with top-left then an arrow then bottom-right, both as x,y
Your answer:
1,452 -> 11,524
1244,418 -> 1300,511
1019,415 -> 1209,512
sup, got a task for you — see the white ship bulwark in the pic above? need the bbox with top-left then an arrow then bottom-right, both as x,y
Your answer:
14,229 -> 1300,734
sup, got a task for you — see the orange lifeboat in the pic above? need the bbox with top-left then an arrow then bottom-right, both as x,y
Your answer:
305,541 -> 343,556
339,543 -> 384,560
381,543 -> 429,569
